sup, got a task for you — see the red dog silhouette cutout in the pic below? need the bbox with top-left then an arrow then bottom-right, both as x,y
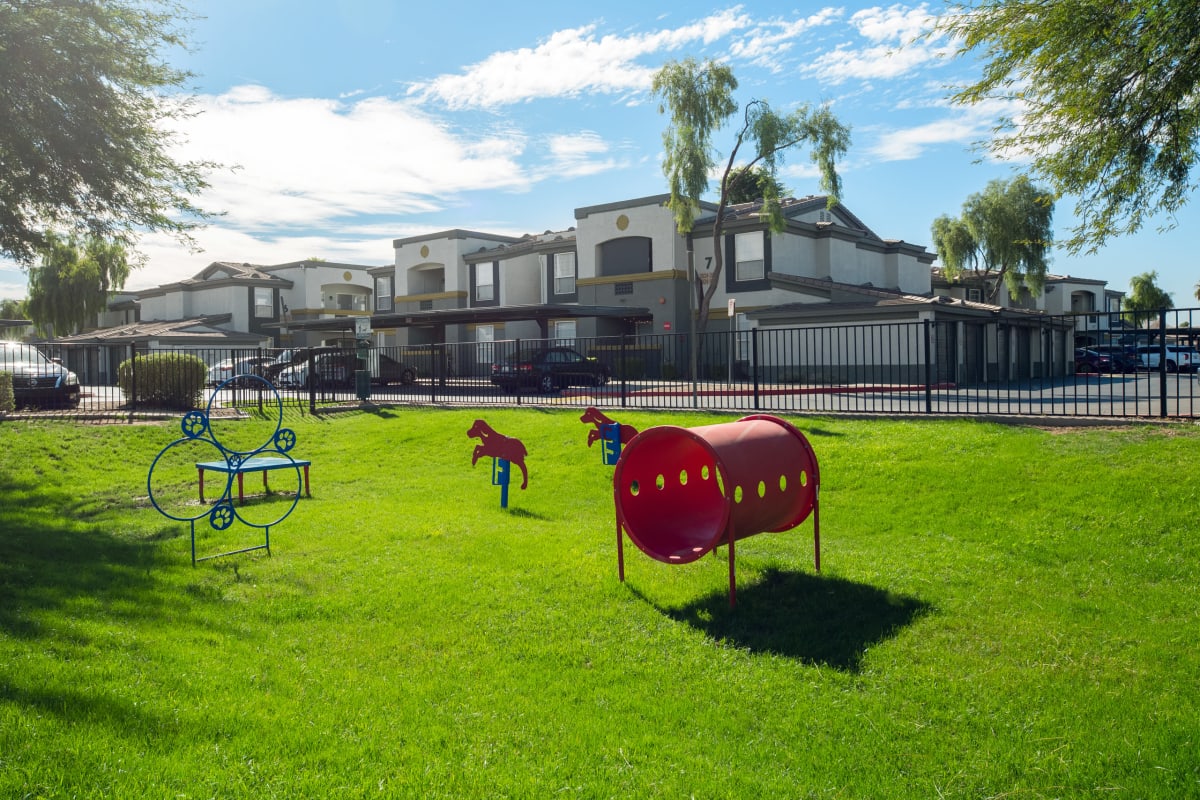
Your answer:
580,406 -> 637,448
467,419 -> 529,489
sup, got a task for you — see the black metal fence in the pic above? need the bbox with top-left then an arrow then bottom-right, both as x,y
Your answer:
5,308 -> 1200,420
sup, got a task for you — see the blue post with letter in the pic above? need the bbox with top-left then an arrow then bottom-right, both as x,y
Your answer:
492,457 -> 511,508
600,422 -> 622,466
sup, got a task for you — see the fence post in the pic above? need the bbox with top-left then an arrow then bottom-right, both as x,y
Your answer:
515,339 -> 522,406
924,320 -> 933,415
436,345 -> 446,407
1159,308 -> 1168,418
751,328 -> 760,411
128,344 -> 137,421
307,346 -> 317,415
620,333 -> 628,409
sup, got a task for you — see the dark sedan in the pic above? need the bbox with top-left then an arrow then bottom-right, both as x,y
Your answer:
0,341 -> 81,408
491,347 -> 611,393
1074,348 -> 1113,374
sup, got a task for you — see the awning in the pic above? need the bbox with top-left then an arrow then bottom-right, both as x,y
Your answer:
279,303 -> 653,335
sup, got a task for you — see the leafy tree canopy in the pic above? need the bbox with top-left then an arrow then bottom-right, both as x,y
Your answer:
936,0 -> 1200,254
0,297 -> 27,320
931,176 -> 1054,300
652,57 -> 850,330
725,166 -> 787,205
26,235 -> 130,337
1125,270 -> 1174,326
0,0 -> 216,266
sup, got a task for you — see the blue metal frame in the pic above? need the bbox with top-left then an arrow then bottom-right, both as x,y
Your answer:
146,375 -> 303,564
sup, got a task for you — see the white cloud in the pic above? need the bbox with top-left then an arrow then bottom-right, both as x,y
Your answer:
174,87 -> 534,232
107,84 -> 597,291
538,132 -> 626,180
866,97 -> 1024,162
728,8 -> 843,69
406,10 -> 753,110
869,118 -> 979,161
851,3 -> 938,44
801,3 -> 952,85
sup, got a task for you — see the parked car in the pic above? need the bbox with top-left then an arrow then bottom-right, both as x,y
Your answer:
1089,344 -> 1139,373
1134,345 -> 1200,373
1074,348 -> 1113,374
261,346 -> 340,384
0,341 -> 81,408
277,351 -> 416,389
206,356 -> 275,387
491,346 -> 611,393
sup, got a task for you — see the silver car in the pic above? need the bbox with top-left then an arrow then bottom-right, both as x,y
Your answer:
0,341 -> 81,408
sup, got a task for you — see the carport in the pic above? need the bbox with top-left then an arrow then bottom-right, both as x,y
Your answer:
281,303 -> 652,341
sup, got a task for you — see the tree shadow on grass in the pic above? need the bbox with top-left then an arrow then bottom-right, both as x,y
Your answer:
642,568 -> 931,671
0,478 -> 238,641
0,478 -> 249,732
0,680 -> 170,736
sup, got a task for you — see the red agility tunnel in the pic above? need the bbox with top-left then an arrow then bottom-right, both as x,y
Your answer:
613,414 -> 820,606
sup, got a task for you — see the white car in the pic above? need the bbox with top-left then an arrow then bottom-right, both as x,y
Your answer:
1134,345 -> 1199,373
275,362 -> 312,389
206,356 -> 274,387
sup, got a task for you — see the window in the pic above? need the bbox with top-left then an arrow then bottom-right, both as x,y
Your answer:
552,319 -> 576,346
331,293 -> 367,311
734,232 -> 765,282
476,324 -> 494,365
967,288 -> 982,303
254,287 -> 273,318
598,236 -> 652,277
475,263 -> 494,303
554,252 -> 576,296
375,276 -> 393,312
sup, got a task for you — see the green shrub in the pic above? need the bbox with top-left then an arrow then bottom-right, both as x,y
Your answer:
0,372 -> 13,413
661,363 -> 679,380
615,356 -> 645,380
117,352 -> 207,409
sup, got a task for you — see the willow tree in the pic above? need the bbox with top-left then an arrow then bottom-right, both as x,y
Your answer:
652,57 -> 850,331
26,235 -> 130,337
935,0 -> 1200,254
0,0 -> 216,266
931,176 -> 1054,301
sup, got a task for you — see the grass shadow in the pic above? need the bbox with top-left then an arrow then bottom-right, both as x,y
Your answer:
504,506 -> 551,521
0,479 -> 241,642
646,568 -> 931,671
0,681 -> 171,736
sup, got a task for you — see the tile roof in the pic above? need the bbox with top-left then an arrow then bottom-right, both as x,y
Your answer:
52,315 -> 267,344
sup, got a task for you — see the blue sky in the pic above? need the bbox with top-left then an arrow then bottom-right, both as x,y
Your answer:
3,0 -> 1198,307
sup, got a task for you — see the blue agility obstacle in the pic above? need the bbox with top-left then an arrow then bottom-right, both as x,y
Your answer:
146,375 -> 307,564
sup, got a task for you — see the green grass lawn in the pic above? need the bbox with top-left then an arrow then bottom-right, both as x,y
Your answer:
1,408 -> 1198,798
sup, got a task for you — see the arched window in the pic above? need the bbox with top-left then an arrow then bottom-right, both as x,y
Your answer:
598,237 -> 652,277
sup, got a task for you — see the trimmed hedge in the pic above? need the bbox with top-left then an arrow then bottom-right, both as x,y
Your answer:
0,372 -> 13,413
117,352 -> 208,410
